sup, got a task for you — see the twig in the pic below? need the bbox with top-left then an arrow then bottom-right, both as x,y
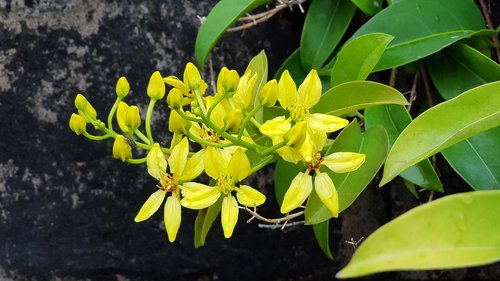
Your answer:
477,0 -> 500,62
227,0 -> 309,32
389,67 -> 398,88
345,237 -> 364,249
420,66 -> 434,107
258,220 -> 305,229
208,54 -> 216,94
239,206 -> 305,224
406,71 -> 420,113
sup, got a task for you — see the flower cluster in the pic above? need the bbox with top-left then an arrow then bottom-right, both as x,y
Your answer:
69,62 -> 365,243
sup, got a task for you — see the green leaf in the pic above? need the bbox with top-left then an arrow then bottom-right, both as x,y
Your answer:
274,159 -> 303,206
305,120 -> 389,224
194,196 -> 223,248
428,43 -> 500,190
350,0 -> 383,15
311,81 -> 409,116
365,105 -> 442,191
351,0 -> 485,71
194,0 -> 267,68
428,42 -> 500,100
274,48 -> 307,82
312,220 -> 333,259
337,190 -> 500,278
442,127 -> 500,190
380,82 -> 500,186
300,0 -> 356,70
245,50 -> 269,123
331,33 -> 394,87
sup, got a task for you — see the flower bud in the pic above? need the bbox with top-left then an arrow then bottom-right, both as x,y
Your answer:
74,94 -> 88,111
258,79 -> 278,107
224,108 -> 244,133
69,113 -> 87,135
183,62 -> 202,90
147,71 -> 165,100
167,88 -> 184,109
168,110 -> 191,134
117,102 -> 141,133
163,76 -> 190,95
113,135 -> 132,162
217,67 -> 239,94
115,76 -> 130,98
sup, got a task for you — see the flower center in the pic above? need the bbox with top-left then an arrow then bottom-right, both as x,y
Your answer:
218,174 -> 235,195
158,172 -> 177,192
290,103 -> 309,121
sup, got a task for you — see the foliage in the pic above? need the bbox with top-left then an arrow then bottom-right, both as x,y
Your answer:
70,0 -> 500,277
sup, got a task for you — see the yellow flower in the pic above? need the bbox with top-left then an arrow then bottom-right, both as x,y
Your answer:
69,113 -> 87,135
115,76 -> 130,98
181,148 -> 265,238
217,67 -> 240,94
134,137 -> 203,242
116,102 -> 141,133
280,150 -> 366,216
233,70 -> 258,112
147,71 -> 166,100
112,135 -> 132,161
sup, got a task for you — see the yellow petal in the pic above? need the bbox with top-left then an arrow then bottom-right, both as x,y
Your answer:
180,185 -> 221,209
183,62 -> 203,90
297,69 -> 321,108
227,148 -> 251,182
280,172 -> 312,214
276,145 -> 303,164
284,121 -> 307,147
163,76 -> 190,95
314,172 -> 339,217
221,194 -> 239,238
134,189 -> 167,222
117,102 -> 130,133
306,113 -> 349,133
278,70 -> 297,110
259,116 -> 291,137
115,76 -> 130,98
179,150 -> 204,181
147,71 -> 166,100
169,137 -> 189,178
181,182 -> 209,197
69,113 -> 87,135
258,79 -> 278,107
236,185 -> 266,207
233,70 -> 257,111
203,146 -> 225,180
164,193 -> 182,242
146,143 -> 168,180
322,152 -> 366,173
112,135 -> 132,162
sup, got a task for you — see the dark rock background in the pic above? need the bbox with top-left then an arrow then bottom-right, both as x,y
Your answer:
0,0 -> 499,280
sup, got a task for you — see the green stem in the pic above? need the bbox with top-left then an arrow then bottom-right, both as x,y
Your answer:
194,89 -> 207,116
145,99 -> 157,143
82,131 -> 110,141
249,155 -> 277,175
260,140 -> 286,155
206,92 -> 227,119
186,130 -> 231,149
127,157 -> 147,164
134,129 -> 151,145
238,104 -> 263,139
175,108 -> 202,122
107,97 -> 122,131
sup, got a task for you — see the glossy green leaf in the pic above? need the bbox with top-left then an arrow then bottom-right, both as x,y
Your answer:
312,219 -> 333,259
311,81 -> 409,116
428,43 -> 500,100
428,43 -> 500,190
300,0 -> 356,70
246,50 -> 269,123
381,82 -> 500,186
331,33 -> 393,87
274,159 -> 303,206
442,127 -> 500,190
350,0 -> 383,15
365,105 -> 442,191
305,120 -> 389,224
337,190 -> 500,278
194,196 -> 223,248
351,0 -> 485,71
194,0 -> 267,68
274,48 -> 307,83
